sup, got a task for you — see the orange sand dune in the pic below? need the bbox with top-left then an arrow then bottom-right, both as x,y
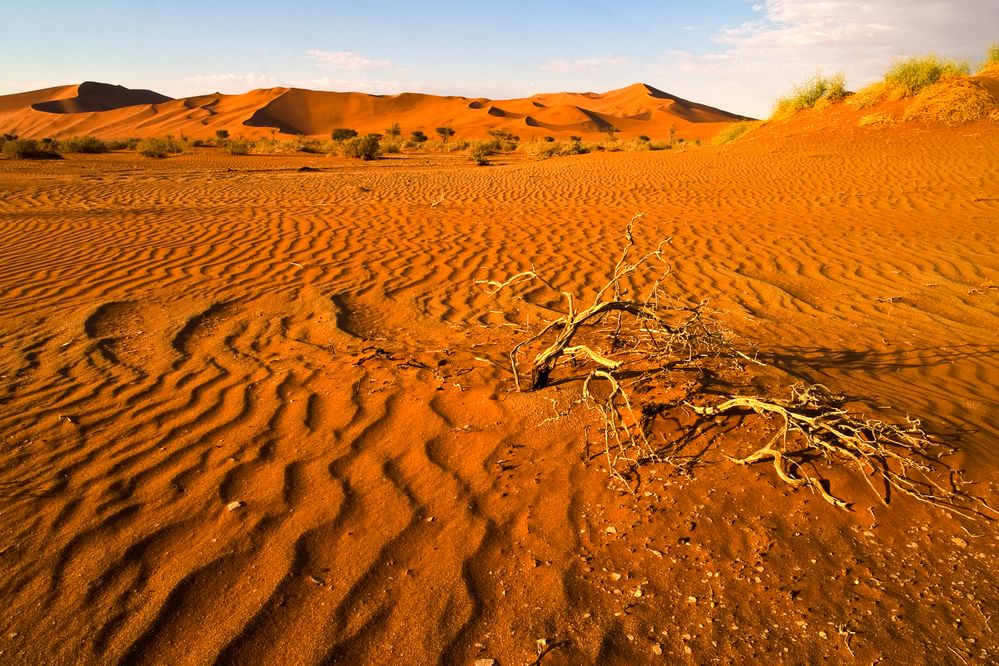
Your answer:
1,111 -> 997,664
0,81 -> 749,141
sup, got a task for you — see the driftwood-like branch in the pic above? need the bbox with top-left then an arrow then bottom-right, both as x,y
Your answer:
483,216 -> 991,518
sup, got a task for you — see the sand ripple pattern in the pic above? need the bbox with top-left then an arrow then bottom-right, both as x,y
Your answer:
1,127 -> 998,663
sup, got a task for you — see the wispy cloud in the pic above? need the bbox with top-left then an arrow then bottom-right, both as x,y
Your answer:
305,50 -> 392,69
542,55 -> 630,73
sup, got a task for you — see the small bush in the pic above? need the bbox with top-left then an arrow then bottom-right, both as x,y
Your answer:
638,135 -> 650,142
773,73 -> 848,116
465,141 -> 494,165
902,77 -> 996,124
410,130 -> 428,144
542,135 -> 555,143
385,122 -> 401,138
486,129 -> 519,151
292,137 -> 326,154
713,121 -> 755,145
435,126 -> 455,142
137,136 -> 184,158
62,136 -> 109,154
980,43 -> 999,72
224,139 -> 254,155
340,134 -> 381,160
106,138 -> 140,151
215,129 -> 230,140
2,138 -> 62,159
381,139 -> 402,154
331,128 -> 358,141
884,55 -> 969,96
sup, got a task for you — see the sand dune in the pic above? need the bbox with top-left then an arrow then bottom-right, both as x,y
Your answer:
0,81 -> 749,141
0,110 -> 997,664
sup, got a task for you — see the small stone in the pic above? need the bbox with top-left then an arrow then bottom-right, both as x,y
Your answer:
605,526 -> 617,534
633,587 -> 643,598
652,643 -> 663,656
951,537 -> 968,548
226,501 -> 242,511
687,596 -> 697,604
818,630 -> 827,638
684,645 -> 692,655
474,660 -> 495,666
610,572 -> 622,581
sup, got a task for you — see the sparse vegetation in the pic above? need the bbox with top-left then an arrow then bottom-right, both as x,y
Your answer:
340,134 -> 382,160
385,122 -> 401,138
884,55 -> 969,96
61,136 -> 109,154
435,126 -> 455,143
2,138 -> 62,159
902,77 -> 996,124
106,138 -> 140,151
223,138 -> 254,155
486,129 -> 519,151
773,73 -> 848,116
331,128 -> 358,141
465,141 -> 493,165
713,121 -> 755,145
215,129 -> 230,141
410,130 -> 428,144
980,43 -> 999,72
136,136 -> 184,158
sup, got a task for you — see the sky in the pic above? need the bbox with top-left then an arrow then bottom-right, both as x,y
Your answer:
2,0 -> 997,118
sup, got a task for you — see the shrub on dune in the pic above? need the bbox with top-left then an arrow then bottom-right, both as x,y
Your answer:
902,77 -> 996,124
465,141 -> 494,165
223,138 -> 254,155
883,55 -> 969,96
980,43 -> 999,73
713,122 -> 750,145
331,128 -> 358,141
772,73 -> 848,117
340,134 -> 382,160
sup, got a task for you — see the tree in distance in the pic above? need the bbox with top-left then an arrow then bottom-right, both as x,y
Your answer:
436,126 -> 455,143
215,129 -> 229,140
410,130 -> 429,143
331,128 -> 358,141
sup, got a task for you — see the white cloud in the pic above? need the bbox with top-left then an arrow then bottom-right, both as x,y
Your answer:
542,56 -> 630,73
305,50 -> 392,69
656,0 -> 999,118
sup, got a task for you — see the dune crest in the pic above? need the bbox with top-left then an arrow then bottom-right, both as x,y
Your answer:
0,81 -> 750,140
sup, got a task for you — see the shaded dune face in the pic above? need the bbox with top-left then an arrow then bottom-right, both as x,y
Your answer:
0,117 -> 997,664
0,81 -> 751,140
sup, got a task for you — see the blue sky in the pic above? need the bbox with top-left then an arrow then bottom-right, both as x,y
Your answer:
3,0 -> 997,117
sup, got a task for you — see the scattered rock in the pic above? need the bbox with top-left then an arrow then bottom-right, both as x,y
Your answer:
226,501 -> 243,511
652,643 -> 663,656
610,572 -> 622,581
951,537 -> 969,548
605,526 -> 617,534
474,659 -> 496,666
687,596 -> 698,604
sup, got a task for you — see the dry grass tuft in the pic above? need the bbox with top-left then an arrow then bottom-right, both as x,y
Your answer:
902,76 -> 997,124
858,113 -> 895,127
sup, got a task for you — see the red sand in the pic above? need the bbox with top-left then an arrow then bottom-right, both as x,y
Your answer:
0,93 -> 998,664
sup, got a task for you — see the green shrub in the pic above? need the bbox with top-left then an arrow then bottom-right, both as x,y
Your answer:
435,126 -> 455,142
638,135 -> 650,142
465,141 -> 494,165
106,138 -> 140,151
385,122 -> 401,138
224,139 -> 254,155
62,136 -> 109,153
410,130 -> 428,143
381,139 -> 402,154
340,134 -> 381,160
215,129 -> 230,140
980,43 -> 999,72
486,129 -> 519,150
2,138 -> 62,159
884,55 -> 969,96
713,121 -> 754,145
137,136 -> 184,158
331,128 -> 358,141
773,73 -> 848,116
292,137 -> 326,153
543,135 -> 555,142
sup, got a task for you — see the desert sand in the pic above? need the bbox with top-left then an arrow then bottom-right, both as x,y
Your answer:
1,86 -> 998,665
0,81 -> 744,142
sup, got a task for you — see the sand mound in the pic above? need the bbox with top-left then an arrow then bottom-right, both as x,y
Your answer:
902,76 -> 998,124
32,81 -> 172,113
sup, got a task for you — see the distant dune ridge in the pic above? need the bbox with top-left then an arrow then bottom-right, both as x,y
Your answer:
0,81 -> 750,140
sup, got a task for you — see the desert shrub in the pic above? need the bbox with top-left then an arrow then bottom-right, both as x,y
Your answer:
331,128 -> 358,141
2,138 -> 62,159
902,77 -> 996,124
543,135 -> 555,142
486,128 -> 519,150
884,55 -> 969,96
340,134 -> 381,160
381,139 -> 402,154
521,139 -> 590,159
465,141 -> 494,165
713,121 -> 755,145
980,43 -> 999,72
106,138 -> 140,151
137,136 -> 184,158
638,135 -> 650,142
224,138 -> 254,155
62,136 -> 109,153
215,129 -> 229,140
385,122 -> 401,138
292,137 -> 326,153
435,126 -> 455,142
190,139 -> 211,148
569,135 -> 581,142
773,73 -> 848,116
410,130 -> 428,144
858,113 -> 895,127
